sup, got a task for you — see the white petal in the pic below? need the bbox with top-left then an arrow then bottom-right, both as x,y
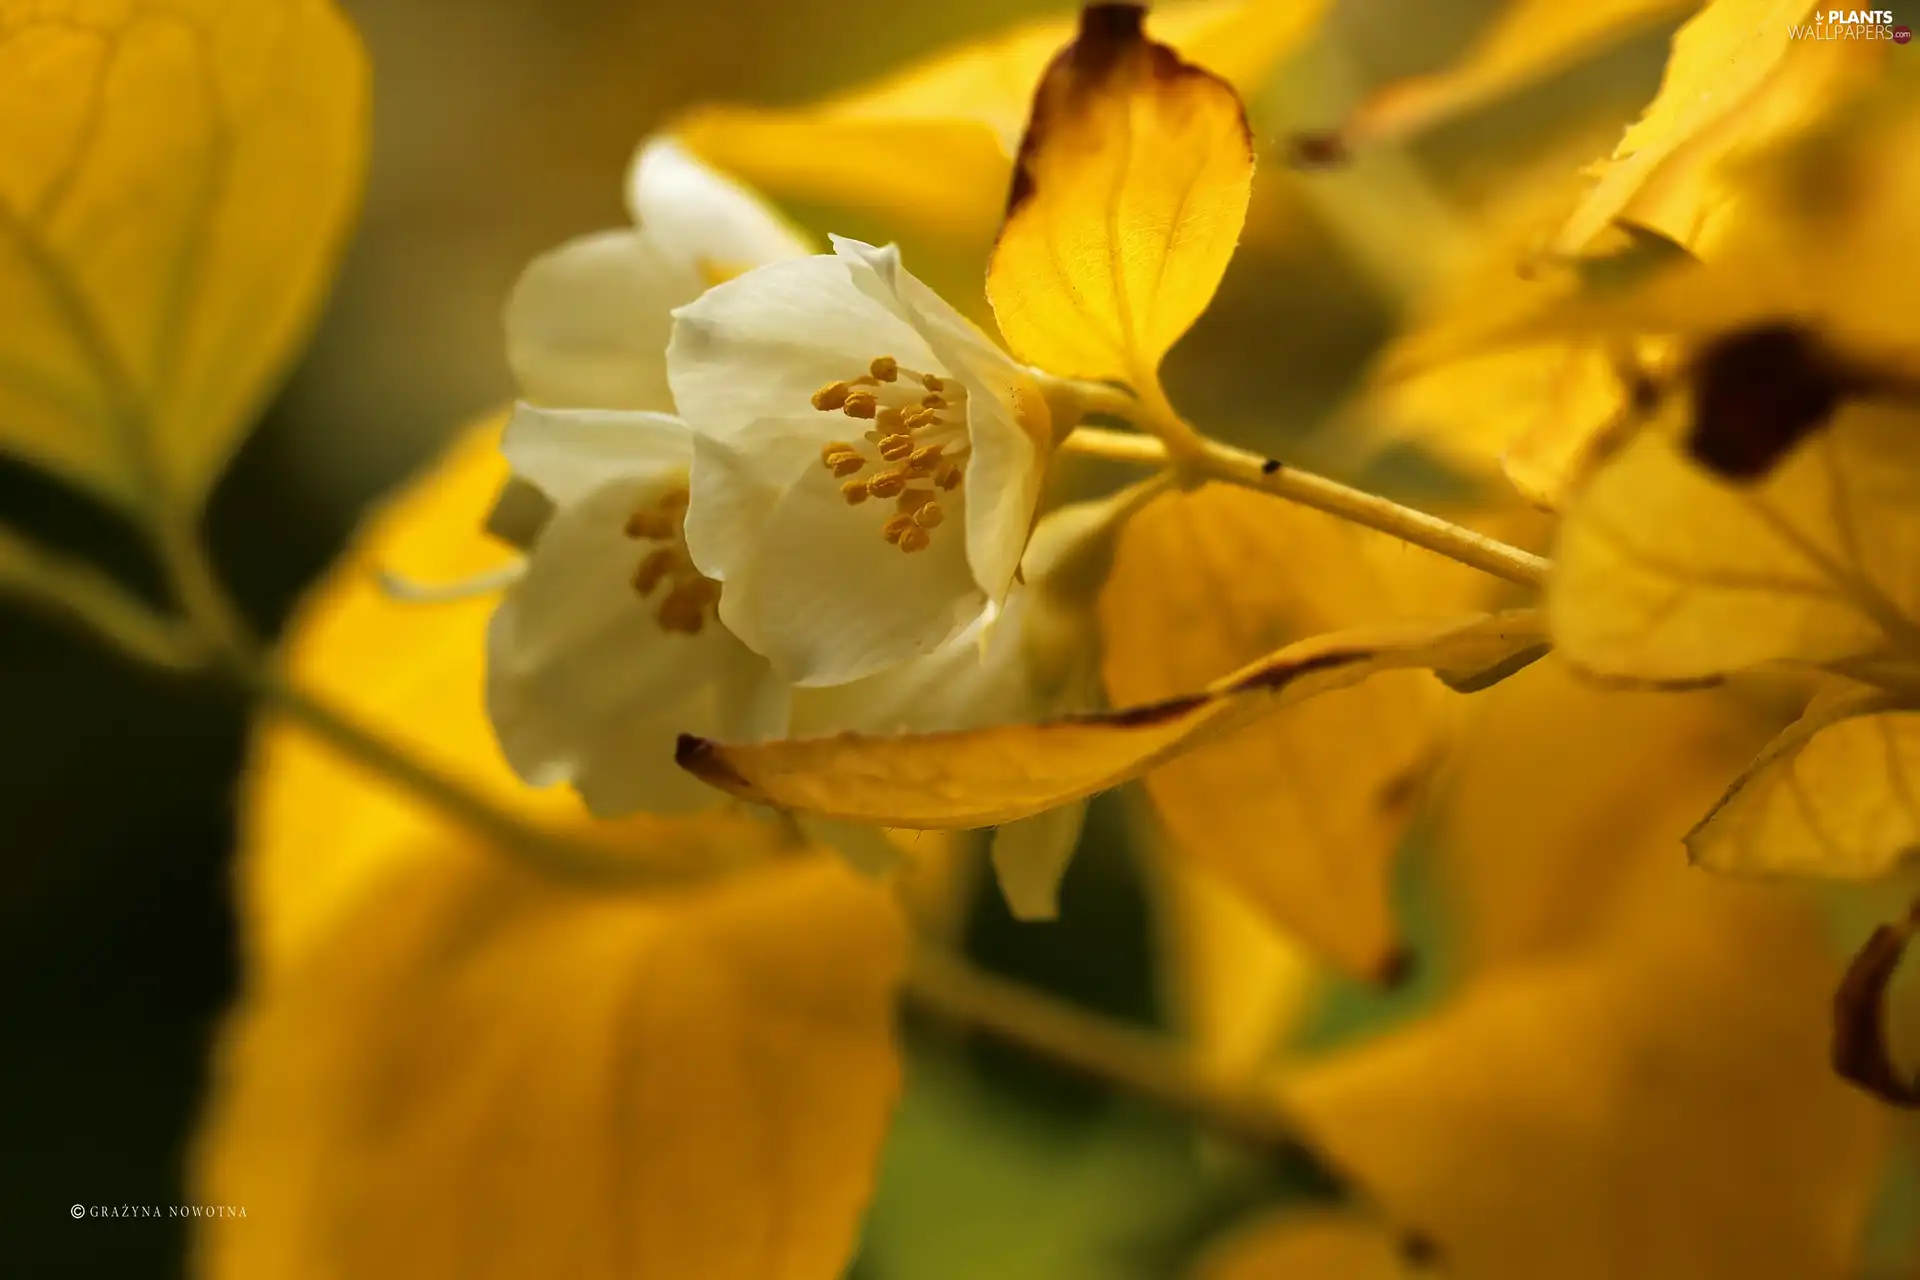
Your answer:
716,642 -> 794,741
829,236 -> 1044,599
504,229 -> 701,411
667,255 -> 937,441
627,137 -> 811,277
690,420 -> 983,686
990,801 -> 1090,921
682,421 -> 820,586
501,405 -> 692,506
570,693 -> 732,817
796,591 -> 1039,735
486,476 -> 742,815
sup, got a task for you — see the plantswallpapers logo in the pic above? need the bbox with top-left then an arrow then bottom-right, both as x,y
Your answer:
1791,9 -> 1913,39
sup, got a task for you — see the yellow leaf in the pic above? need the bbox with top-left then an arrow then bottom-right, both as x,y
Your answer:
1437,657 -> 1771,970
0,0 -> 367,514
200,418 -> 909,1280
1102,485 -> 1443,979
1550,397 -> 1920,685
1688,685 -> 1920,880
1555,0 -> 1818,252
675,0 -> 1320,246
1194,1209 -> 1415,1280
676,609 -> 1548,829
1148,846 -> 1321,1079
238,416 -> 528,975
1338,0 -> 1694,148
1274,658 -> 1889,1280
986,4 -> 1254,385
195,840 -> 906,1280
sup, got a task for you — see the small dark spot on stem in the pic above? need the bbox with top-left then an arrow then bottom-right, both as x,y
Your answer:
1260,457 -> 1283,475
1285,130 -> 1350,170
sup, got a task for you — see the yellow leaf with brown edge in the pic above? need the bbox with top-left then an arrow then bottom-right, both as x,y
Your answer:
1335,0 -> 1694,150
1555,0 -> 1818,252
1269,657 -> 1889,1280
674,0 -> 1321,246
1102,484 -> 1444,980
200,418 -> 910,1280
676,608 -> 1548,830
0,0 -> 367,514
986,3 -> 1254,385
1687,685 -> 1920,881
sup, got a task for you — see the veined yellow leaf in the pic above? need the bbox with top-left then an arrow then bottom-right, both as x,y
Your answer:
1688,685 -> 1920,880
202,418 -> 909,1280
0,0 -> 367,514
1102,484 -> 1443,980
1338,0 -> 1694,148
675,0 -> 1320,246
1270,658 -> 1888,1280
1550,395 -> 1920,684
676,610 -> 1547,830
986,3 -> 1254,384
195,842 -> 907,1280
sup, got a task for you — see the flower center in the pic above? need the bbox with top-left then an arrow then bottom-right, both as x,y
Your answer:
812,356 -> 969,554
622,485 -> 720,635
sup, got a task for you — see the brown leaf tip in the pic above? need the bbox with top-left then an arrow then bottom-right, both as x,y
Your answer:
1832,902 -> 1920,1107
674,733 -> 756,796
1686,322 -> 1848,482
1003,3 -> 1250,219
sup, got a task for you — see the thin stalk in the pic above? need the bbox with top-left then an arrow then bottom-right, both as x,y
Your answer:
1062,422 -> 1550,589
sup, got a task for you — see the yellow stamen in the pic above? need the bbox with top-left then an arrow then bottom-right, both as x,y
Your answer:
811,381 -> 851,411
657,580 -> 716,635
897,526 -> 932,553
870,356 -> 899,382
623,511 -> 673,541
832,454 -> 866,477
633,548 -> 678,596
881,513 -> 915,544
877,434 -> 914,462
909,443 -> 944,470
867,467 -> 909,499
877,406 -> 906,432
935,462 -> 963,490
912,500 -> 944,528
922,373 -> 943,392
843,390 -> 879,419
923,394 -> 946,409
841,477 -> 872,505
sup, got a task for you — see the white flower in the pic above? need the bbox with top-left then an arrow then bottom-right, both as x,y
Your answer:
504,137 -> 810,414
485,404 -> 790,816
667,235 -> 1058,687
483,413 -> 1109,828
